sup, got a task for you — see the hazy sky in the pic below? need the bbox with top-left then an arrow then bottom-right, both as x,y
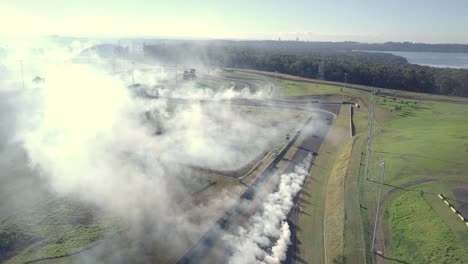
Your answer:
1,0 -> 467,43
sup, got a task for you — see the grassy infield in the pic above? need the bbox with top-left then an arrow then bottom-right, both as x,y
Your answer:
279,78 -> 468,263
0,196 -> 119,264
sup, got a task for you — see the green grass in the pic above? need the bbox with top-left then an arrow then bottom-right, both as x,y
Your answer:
385,191 -> 467,264
342,135 -> 367,264
17,225 -> 105,262
324,138 -> 354,264
297,105 -> 352,263
359,97 -> 468,263
1,195 -> 120,264
340,98 -> 370,264
277,79 -> 365,98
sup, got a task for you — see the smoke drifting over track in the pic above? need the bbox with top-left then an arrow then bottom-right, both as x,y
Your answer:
0,38 -> 308,262
225,154 -> 312,264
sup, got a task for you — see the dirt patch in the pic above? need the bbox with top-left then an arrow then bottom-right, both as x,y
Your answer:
452,188 -> 468,218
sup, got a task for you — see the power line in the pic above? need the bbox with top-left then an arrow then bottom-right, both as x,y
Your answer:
371,160 -> 386,254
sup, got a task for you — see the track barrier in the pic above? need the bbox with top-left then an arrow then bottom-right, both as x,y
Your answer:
438,194 -> 467,227
350,106 -> 354,137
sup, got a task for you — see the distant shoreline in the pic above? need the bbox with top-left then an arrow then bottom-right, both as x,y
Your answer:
355,50 -> 468,69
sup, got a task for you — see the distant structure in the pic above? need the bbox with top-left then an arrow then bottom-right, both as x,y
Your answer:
32,76 -> 45,84
132,41 -> 144,56
183,69 -> 197,80
296,36 -> 299,41
318,57 -> 325,80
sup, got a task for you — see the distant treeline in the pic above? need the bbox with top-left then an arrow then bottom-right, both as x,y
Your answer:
240,41 -> 468,53
344,41 -> 468,53
144,41 -> 468,97
143,40 -> 468,54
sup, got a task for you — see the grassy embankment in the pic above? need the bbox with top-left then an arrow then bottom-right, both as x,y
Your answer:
295,104 -> 356,263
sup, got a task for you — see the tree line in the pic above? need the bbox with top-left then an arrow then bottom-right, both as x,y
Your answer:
144,41 -> 468,97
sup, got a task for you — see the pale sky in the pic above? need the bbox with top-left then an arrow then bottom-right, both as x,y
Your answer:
1,0 -> 467,43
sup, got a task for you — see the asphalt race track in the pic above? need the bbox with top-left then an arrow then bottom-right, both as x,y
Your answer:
176,104 -> 338,263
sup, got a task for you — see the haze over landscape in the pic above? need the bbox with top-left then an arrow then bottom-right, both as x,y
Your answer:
1,1 -> 468,264
1,0 -> 468,43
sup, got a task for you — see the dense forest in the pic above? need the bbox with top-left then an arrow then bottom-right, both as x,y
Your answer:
143,41 -> 468,97
346,41 -> 468,53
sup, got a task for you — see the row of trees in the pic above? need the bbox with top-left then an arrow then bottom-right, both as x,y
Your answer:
144,42 -> 468,97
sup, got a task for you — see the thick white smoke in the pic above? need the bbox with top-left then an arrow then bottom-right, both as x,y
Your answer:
1,37 -> 303,261
264,222 -> 291,264
225,154 -> 312,264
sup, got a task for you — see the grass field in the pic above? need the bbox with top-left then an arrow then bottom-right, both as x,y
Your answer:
0,194 -> 119,264
277,79 -> 364,98
385,191 -> 466,263
269,72 -> 468,264
361,97 -> 468,263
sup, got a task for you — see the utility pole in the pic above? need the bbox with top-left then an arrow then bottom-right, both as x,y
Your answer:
175,64 -> 178,85
271,71 -> 278,97
342,72 -> 348,102
20,60 -> 25,89
131,61 -> 135,85
364,91 -> 375,181
371,160 -> 386,254
211,68 -> 215,88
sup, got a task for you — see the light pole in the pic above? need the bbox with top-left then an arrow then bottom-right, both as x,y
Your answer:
20,60 -> 25,89
364,92 -> 375,181
112,53 -> 115,74
175,64 -> 178,85
131,61 -> 135,85
212,68 -> 215,88
371,160 -> 386,254
342,72 -> 348,102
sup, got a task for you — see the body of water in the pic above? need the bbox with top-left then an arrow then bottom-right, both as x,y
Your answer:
359,50 -> 468,69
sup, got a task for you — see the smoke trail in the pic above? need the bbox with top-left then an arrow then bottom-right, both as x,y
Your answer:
226,154 -> 312,264
264,221 -> 291,264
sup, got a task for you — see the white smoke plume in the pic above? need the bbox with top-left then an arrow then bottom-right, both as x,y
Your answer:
264,222 -> 291,264
225,154 -> 312,264
1,37 -> 301,262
